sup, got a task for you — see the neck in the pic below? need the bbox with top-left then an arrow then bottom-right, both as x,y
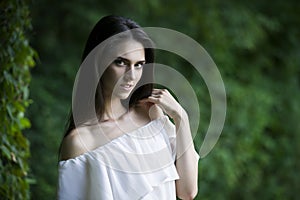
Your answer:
102,95 -> 127,121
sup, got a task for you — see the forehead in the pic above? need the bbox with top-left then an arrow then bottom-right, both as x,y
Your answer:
113,39 -> 145,60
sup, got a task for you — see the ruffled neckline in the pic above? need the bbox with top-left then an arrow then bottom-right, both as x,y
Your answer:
59,115 -> 170,163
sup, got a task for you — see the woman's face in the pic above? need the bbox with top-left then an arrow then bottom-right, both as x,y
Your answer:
102,39 -> 145,100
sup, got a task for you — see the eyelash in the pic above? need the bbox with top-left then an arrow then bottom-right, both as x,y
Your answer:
114,59 -> 126,66
114,58 -> 144,69
134,63 -> 144,69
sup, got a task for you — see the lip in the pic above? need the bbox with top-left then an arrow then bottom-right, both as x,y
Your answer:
120,83 -> 134,91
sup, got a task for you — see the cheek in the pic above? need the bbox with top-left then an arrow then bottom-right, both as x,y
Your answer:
106,67 -> 125,83
101,69 -> 118,91
136,70 -> 143,81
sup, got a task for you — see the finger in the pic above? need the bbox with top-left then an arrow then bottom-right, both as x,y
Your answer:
139,98 -> 153,103
152,91 -> 165,96
137,100 -> 154,107
152,89 -> 162,95
150,93 -> 161,98
148,96 -> 163,104
153,88 -> 169,94
139,96 -> 160,104
152,88 -> 165,91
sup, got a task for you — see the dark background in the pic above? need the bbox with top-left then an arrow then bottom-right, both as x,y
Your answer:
2,0 -> 300,199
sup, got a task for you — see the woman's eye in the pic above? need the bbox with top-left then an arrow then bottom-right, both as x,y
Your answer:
134,63 -> 144,69
114,59 -> 126,66
114,58 -> 144,69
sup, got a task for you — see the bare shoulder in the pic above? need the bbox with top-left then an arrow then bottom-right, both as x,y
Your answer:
148,104 -> 164,120
59,127 -> 89,161
134,102 -> 164,121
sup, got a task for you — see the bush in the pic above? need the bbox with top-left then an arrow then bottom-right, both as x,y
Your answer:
0,0 -> 36,199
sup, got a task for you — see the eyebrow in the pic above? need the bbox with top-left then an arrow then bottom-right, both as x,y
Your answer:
117,56 -> 146,64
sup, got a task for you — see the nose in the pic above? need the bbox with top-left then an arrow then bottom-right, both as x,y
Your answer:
125,66 -> 136,81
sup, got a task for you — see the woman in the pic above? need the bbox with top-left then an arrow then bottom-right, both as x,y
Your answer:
58,15 -> 199,200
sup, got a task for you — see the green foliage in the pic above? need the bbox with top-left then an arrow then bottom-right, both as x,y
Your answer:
0,0 -> 36,199
27,0 -> 300,199
191,1 -> 300,199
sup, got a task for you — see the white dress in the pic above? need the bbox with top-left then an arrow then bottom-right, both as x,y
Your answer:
57,116 -> 180,200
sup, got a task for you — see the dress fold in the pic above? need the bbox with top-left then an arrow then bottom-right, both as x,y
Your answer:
58,116 -> 179,200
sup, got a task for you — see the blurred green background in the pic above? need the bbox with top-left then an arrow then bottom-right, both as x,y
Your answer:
2,0 -> 300,199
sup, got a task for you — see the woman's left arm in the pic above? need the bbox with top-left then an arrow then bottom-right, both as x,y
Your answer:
172,110 -> 199,200
140,89 -> 199,200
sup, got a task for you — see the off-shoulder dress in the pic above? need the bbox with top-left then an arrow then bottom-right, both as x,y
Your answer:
57,116 -> 179,200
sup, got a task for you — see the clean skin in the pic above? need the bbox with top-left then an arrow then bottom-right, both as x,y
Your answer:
61,39 -> 198,199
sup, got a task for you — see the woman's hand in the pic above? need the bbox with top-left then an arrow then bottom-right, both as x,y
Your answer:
140,88 -> 199,199
139,88 -> 185,120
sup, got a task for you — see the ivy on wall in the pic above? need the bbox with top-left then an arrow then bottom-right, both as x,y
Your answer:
0,0 -> 36,199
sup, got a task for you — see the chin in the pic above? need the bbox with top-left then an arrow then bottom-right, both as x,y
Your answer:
116,92 -> 131,100
113,87 -> 136,100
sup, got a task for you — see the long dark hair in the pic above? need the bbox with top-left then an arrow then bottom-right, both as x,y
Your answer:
63,15 -> 154,140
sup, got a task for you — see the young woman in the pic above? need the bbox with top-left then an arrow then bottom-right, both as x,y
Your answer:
58,15 -> 199,200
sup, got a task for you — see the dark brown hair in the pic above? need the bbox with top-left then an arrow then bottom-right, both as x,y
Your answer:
63,15 -> 154,140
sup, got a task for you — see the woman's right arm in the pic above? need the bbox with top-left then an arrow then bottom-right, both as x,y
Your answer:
59,129 -> 87,161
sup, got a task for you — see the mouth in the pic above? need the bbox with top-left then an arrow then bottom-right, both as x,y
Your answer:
120,83 -> 134,91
